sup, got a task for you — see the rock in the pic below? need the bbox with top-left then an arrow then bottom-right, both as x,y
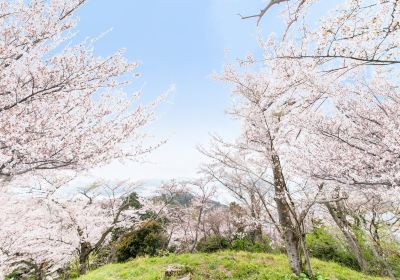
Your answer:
164,264 -> 189,277
176,274 -> 191,280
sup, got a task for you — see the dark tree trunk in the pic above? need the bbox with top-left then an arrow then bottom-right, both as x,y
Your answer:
300,232 -> 313,276
79,242 -> 92,275
34,267 -> 44,280
253,224 -> 264,243
19,260 -> 45,280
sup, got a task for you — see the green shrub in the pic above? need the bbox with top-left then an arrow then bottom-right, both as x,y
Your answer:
388,254 -> 400,278
116,220 -> 167,262
231,235 -> 272,253
4,271 -> 23,280
196,234 -> 272,253
306,226 -> 359,270
231,238 -> 253,251
196,235 -> 230,253
308,226 -> 400,277
352,227 -> 386,275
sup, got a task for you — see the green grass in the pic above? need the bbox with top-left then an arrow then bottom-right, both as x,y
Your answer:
78,251 -> 388,280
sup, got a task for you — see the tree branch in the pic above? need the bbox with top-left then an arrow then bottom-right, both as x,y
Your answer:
239,0 -> 288,26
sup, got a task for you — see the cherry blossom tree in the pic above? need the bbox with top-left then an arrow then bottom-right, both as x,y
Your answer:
307,185 -> 400,279
225,0 -> 399,275
0,194 -> 72,279
0,181 -> 146,278
345,187 -> 400,279
48,181 -> 145,275
153,180 -> 225,253
200,137 -> 280,242
216,60 -> 324,274
0,0 -> 158,189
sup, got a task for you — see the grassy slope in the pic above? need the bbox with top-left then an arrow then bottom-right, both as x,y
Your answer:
78,251 -> 387,280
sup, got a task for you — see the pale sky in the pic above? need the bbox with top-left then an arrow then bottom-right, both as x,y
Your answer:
72,0 -> 286,186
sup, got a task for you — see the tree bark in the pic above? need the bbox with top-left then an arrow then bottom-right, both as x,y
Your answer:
34,264 -> 44,280
249,191 -> 264,243
253,224 -> 264,243
325,202 -> 368,272
272,154 -> 303,275
300,232 -> 313,276
79,242 -> 92,275
190,206 -> 204,252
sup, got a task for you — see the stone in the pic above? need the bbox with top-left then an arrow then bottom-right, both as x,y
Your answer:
164,264 -> 188,277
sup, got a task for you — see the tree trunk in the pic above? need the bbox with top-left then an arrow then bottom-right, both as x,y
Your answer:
165,226 -> 176,250
108,235 -> 124,263
249,224 -> 263,243
325,202 -> 368,272
190,206 -> 204,252
254,224 -> 263,243
249,192 -> 263,243
34,266 -> 44,280
35,271 -> 44,280
284,228 -> 302,275
299,231 -> 313,276
272,154 -> 303,275
368,217 -> 396,280
79,242 -> 92,275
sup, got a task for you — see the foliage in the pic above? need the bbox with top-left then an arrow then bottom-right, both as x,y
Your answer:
196,235 -> 230,253
122,192 -> 142,210
116,220 -> 167,262
230,235 -> 272,253
4,271 -> 33,280
306,227 -> 359,270
353,228 -> 400,277
77,251 -> 387,280
196,233 -> 272,254
388,255 -> 400,279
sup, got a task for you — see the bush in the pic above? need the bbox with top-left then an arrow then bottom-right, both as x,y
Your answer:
116,220 -> 167,262
196,234 -> 272,253
306,226 -> 359,270
196,235 -> 230,253
231,235 -> 272,253
307,226 -> 400,277
388,254 -> 400,278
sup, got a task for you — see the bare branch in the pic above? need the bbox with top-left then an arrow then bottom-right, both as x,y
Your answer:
239,0 -> 289,26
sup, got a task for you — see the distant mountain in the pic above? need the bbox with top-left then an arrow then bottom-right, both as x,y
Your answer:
152,191 -> 226,209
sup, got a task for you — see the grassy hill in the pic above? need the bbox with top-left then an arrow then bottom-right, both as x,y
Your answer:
78,251 -> 388,280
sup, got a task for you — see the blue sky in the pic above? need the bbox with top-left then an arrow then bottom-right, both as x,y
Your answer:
74,0 -> 285,184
